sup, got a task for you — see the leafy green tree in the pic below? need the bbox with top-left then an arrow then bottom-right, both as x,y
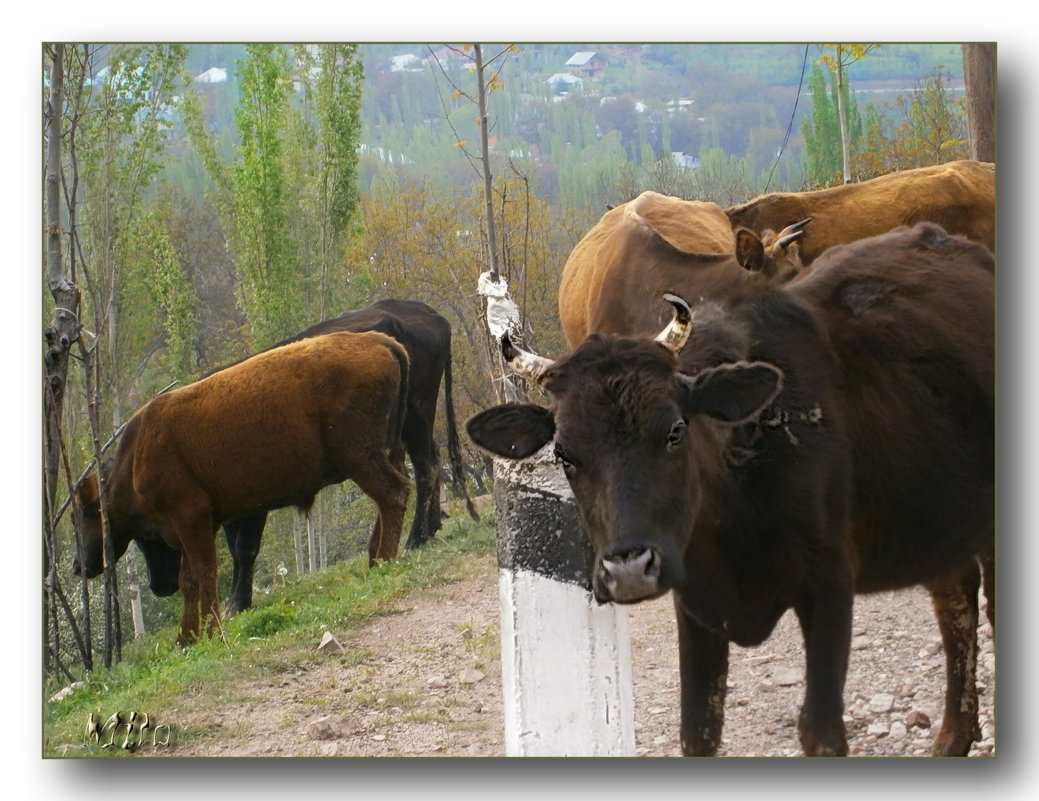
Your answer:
800,62 -> 863,188
287,44 -> 367,321
856,69 -> 969,178
116,209 -> 199,384
818,44 -> 879,183
232,44 -> 301,349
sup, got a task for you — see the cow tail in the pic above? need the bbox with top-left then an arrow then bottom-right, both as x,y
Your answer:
443,345 -> 480,521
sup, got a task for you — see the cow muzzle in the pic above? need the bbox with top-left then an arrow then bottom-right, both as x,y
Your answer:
594,545 -> 665,603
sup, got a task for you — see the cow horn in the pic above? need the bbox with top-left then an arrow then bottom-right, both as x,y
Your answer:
501,333 -> 555,384
781,217 -> 812,235
655,293 -> 694,354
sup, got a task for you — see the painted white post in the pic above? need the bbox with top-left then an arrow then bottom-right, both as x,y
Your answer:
478,270 -> 635,757
494,446 -> 635,757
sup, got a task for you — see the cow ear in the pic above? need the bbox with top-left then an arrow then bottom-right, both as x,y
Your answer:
466,404 -> 556,460
734,228 -> 765,272
678,361 -> 784,424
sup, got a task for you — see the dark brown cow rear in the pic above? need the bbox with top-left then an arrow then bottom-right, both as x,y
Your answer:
725,160 -> 995,265
74,331 -> 410,643
469,223 -> 994,756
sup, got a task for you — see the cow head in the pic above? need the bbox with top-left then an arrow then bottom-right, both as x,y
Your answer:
735,218 -> 811,280
467,295 -> 783,604
72,473 -> 181,597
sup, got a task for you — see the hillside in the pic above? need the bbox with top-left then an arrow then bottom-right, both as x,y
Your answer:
181,42 -> 967,202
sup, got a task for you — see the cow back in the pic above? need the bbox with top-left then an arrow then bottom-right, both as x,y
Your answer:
559,192 -> 738,346
726,160 -> 995,265
125,331 -> 408,523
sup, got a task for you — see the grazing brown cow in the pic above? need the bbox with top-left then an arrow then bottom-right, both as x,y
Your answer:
73,331 -> 410,644
469,223 -> 994,756
220,299 -> 479,616
725,160 -> 996,265
558,191 -> 808,347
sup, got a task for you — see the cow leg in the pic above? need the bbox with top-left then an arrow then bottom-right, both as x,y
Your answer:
174,507 -> 221,645
927,561 -> 982,756
223,511 -> 267,616
792,581 -> 853,756
356,456 -> 410,566
177,551 -> 201,646
674,595 -> 729,756
404,422 -> 442,551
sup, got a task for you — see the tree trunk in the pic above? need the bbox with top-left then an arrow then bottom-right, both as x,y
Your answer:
835,48 -> 852,183
474,45 -> 500,281
44,44 -> 80,497
962,43 -> 996,163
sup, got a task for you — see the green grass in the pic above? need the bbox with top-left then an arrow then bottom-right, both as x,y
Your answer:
42,513 -> 494,758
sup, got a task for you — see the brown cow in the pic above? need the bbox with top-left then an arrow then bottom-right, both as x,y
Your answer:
73,331 -> 410,644
725,160 -> 995,265
558,191 -> 808,347
469,222 -> 994,756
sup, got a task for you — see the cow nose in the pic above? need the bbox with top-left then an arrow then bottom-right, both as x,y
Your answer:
596,546 -> 662,603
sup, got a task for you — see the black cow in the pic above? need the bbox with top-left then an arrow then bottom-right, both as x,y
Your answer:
468,223 -> 994,756
222,299 -> 479,614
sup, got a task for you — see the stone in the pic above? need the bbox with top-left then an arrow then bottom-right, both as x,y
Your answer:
459,667 -> 485,685
869,693 -> 895,713
906,709 -> 932,729
307,714 -> 362,741
772,667 -> 803,686
867,721 -> 890,737
316,631 -> 346,654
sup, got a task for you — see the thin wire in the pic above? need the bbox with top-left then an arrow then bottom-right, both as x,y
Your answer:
765,44 -> 810,193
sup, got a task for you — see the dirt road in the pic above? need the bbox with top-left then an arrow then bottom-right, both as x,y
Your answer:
167,552 -> 994,758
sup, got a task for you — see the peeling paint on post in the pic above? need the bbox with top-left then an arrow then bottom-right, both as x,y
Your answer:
494,446 -> 635,757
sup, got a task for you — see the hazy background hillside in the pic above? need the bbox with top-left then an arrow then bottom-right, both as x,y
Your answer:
178,43 -> 965,205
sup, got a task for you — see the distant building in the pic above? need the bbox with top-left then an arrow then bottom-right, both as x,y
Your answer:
547,72 -> 583,94
391,54 -> 424,72
672,152 -> 700,170
565,51 -> 607,80
195,67 -> 228,84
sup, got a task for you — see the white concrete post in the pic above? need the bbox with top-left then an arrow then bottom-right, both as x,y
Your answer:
494,447 -> 635,756
478,269 -> 635,757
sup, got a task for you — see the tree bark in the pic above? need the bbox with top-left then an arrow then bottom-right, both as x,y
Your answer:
962,44 -> 996,163
44,44 -> 80,495
474,45 -> 500,281
835,47 -> 852,183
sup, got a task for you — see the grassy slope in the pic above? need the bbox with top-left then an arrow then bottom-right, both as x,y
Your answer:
43,513 -> 494,758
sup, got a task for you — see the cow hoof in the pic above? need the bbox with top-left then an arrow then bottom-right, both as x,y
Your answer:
799,728 -> 848,757
680,733 -> 721,757
931,735 -> 975,757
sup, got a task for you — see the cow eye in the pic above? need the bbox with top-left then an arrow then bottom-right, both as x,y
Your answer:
554,443 -> 576,473
667,419 -> 687,450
